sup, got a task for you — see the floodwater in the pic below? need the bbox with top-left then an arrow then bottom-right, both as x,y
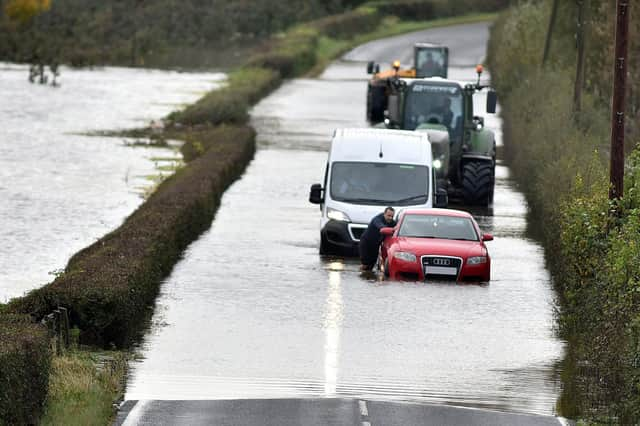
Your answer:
0,64 -> 225,302
125,23 -> 565,416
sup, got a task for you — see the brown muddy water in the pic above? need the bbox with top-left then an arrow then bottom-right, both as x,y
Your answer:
0,64 -> 224,302
125,23 -> 565,416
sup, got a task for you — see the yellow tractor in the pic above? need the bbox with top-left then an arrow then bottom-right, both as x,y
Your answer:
366,43 -> 448,122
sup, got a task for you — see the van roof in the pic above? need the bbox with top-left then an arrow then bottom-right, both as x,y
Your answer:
334,128 -> 427,141
330,128 -> 431,165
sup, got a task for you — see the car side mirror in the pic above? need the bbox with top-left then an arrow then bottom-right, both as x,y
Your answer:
434,188 -> 448,208
486,90 -> 497,114
482,233 -> 494,241
309,183 -> 323,204
380,227 -> 394,237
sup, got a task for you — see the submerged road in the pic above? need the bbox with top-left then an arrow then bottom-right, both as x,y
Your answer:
117,22 -> 566,424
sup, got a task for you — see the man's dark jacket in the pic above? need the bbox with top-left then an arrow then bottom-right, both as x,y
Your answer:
359,212 -> 396,266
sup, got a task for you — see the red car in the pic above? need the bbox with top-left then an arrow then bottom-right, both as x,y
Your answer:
379,208 -> 493,282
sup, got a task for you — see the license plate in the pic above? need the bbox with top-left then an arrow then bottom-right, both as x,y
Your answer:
425,266 -> 457,276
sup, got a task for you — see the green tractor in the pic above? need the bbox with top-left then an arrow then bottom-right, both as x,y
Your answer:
380,66 -> 498,206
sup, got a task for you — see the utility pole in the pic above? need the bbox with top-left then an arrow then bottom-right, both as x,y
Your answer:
542,0 -> 559,66
609,0 -> 629,200
573,0 -> 587,113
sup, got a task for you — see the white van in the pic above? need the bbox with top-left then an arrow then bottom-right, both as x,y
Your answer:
309,128 -> 447,255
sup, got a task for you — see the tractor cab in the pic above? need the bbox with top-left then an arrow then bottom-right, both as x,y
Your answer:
414,43 -> 448,78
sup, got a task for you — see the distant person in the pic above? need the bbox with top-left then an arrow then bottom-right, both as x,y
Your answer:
359,207 -> 396,271
426,97 -> 453,129
440,97 -> 454,128
421,52 -> 437,75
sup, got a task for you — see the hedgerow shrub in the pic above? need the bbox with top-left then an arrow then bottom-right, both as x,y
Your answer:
372,0 -> 511,21
168,67 -> 281,126
0,315 -> 51,425
312,8 -> 381,39
246,27 -> 318,78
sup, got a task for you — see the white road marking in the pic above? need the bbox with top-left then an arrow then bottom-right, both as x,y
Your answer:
121,400 -> 150,426
359,400 -> 369,417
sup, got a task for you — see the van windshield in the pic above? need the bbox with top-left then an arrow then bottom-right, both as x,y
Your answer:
330,162 -> 429,206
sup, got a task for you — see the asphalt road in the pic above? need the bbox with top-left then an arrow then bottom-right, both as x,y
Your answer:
116,399 -> 562,426
116,21 -> 567,425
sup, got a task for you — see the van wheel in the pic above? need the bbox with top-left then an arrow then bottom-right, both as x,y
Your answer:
319,233 -> 329,255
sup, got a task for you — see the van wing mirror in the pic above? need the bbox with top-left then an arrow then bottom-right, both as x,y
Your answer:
486,90 -> 497,114
309,183 -> 323,204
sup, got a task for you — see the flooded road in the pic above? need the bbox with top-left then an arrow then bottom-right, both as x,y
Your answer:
125,22 -> 565,416
0,64 -> 224,301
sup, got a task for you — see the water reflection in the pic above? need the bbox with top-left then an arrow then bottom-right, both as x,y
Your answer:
324,266 -> 343,395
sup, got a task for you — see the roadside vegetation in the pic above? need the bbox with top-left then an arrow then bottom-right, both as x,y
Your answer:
40,350 -> 127,426
0,1 -> 509,424
486,1 -> 640,422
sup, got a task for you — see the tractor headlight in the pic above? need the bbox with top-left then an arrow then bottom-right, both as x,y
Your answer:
394,251 -> 417,262
467,256 -> 487,265
327,207 -> 351,222
433,159 -> 442,170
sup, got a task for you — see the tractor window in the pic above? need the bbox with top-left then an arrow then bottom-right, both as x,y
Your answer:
415,49 -> 446,77
404,84 -> 462,136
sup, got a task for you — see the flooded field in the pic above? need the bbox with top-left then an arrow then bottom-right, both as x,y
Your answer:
0,64 -> 224,301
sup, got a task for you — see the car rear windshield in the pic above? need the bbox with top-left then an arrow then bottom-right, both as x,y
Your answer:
398,214 -> 478,241
330,162 -> 429,206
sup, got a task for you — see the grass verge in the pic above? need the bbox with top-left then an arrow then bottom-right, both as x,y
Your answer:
40,350 -> 127,426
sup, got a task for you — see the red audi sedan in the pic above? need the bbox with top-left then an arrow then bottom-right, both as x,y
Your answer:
379,209 -> 493,282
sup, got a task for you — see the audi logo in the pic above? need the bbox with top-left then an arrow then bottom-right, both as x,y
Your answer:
432,258 -> 451,266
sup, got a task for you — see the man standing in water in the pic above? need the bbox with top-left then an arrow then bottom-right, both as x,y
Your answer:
359,207 -> 396,271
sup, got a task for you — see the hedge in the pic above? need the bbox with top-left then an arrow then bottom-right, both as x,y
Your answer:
0,315 -> 51,426
168,67 -> 281,126
312,8 -> 381,40
370,0 -> 512,21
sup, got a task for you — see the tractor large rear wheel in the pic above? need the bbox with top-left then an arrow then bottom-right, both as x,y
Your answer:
367,83 -> 386,123
461,161 -> 494,206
